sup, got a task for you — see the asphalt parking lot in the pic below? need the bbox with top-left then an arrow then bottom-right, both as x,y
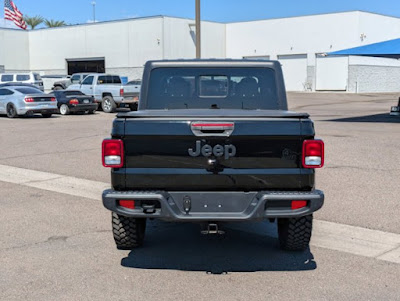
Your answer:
1,92 -> 399,300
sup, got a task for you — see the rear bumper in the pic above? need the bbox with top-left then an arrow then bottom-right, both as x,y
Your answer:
122,93 -> 139,103
102,189 -> 324,221
17,104 -> 58,115
121,99 -> 139,104
68,103 -> 98,112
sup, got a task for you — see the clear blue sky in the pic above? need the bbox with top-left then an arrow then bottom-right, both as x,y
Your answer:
4,0 -> 400,25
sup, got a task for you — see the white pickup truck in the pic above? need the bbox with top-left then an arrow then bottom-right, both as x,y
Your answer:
67,73 -> 127,113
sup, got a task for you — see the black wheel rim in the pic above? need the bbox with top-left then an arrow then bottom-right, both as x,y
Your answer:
8,106 -> 15,117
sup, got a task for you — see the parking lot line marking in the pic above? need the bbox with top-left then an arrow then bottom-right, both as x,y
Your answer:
1,163 -> 400,264
25,176 -> 110,201
311,220 -> 400,261
0,164 -> 109,201
377,246 -> 400,264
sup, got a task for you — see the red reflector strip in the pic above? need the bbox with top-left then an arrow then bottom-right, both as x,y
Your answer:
119,200 -> 135,209
291,200 -> 307,210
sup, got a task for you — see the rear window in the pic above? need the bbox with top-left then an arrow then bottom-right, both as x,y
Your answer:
147,67 -> 278,110
97,76 -> 122,84
1,75 -> 13,82
34,74 -> 42,80
16,75 -> 30,81
15,87 -> 42,94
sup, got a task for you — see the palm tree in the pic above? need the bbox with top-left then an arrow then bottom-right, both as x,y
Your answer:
24,15 -> 44,29
44,19 -> 67,28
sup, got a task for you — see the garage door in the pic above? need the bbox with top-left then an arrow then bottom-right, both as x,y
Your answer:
278,54 -> 307,91
67,58 -> 105,75
316,56 -> 348,91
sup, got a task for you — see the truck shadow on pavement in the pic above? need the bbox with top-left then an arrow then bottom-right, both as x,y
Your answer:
327,113 -> 400,123
121,220 -> 316,274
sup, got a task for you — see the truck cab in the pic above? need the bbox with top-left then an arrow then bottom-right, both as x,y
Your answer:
68,73 -> 125,113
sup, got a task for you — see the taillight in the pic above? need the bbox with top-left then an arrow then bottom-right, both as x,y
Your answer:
25,97 -> 34,102
69,99 -> 79,105
102,139 -> 124,168
302,140 -> 324,168
51,97 -> 56,102
120,88 -> 124,96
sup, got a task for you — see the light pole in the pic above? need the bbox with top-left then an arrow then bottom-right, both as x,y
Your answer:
91,1 -> 96,23
195,0 -> 201,59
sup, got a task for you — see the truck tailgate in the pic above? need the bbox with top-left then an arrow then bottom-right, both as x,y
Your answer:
113,112 -> 315,191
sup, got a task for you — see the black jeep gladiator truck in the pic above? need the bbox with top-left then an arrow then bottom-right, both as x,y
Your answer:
102,60 -> 325,251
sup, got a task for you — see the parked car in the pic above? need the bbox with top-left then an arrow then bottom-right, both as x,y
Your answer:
53,90 -> 97,115
41,75 -> 70,93
0,83 -> 39,89
0,72 -> 44,91
0,84 -> 57,118
101,59 -> 325,252
67,73 -> 127,113
123,80 -> 141,111
52,73 -> 91,91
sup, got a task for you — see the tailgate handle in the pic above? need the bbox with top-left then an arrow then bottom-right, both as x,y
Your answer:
191,122 -> 235,137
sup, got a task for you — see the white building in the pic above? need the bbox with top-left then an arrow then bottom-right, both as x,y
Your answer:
1,11 -> 400,92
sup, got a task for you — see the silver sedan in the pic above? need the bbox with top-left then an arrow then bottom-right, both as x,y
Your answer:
0,84 -> 58,118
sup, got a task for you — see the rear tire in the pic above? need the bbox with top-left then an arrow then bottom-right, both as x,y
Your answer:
6,104 -> 17,118
88,110 -> 96,114
102,96 -> 116,113
42,113 -> 52,118
278,214 -> 313,251
112,213 -> 146,250
59,104 -> 70,115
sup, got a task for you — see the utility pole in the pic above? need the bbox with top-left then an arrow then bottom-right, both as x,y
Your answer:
91,1 -> 96,23
195,0 -> 201,59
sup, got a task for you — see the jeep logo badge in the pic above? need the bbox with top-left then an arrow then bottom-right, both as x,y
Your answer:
188,141 -> 236,159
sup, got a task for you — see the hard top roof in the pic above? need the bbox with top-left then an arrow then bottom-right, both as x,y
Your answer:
146,59 -> 279,69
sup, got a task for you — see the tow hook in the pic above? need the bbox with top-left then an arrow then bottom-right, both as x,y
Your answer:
201,223 -> 225,235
